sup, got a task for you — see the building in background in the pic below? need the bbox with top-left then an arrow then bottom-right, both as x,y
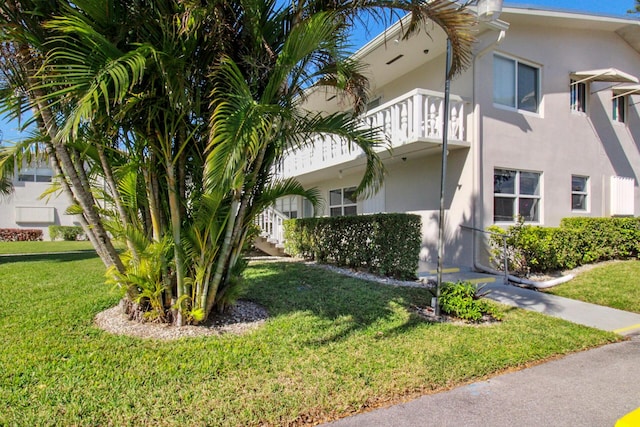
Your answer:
0,159 -> 79,240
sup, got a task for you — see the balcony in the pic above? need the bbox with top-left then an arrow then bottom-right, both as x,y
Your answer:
277,88 -> 470,179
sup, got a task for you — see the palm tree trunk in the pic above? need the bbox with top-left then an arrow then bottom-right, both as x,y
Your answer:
96,144 -> 139,262
203,195 -> 238,315
33,95 -> 124,272
204,144 -> 268,317
166,159 -> 185,326
144,154 -> 163,242
43,137 -> 106,261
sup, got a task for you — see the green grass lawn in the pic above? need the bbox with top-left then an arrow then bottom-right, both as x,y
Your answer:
0,254 -> 618,426
0,240 -> 96,254
544,260 -> 640,313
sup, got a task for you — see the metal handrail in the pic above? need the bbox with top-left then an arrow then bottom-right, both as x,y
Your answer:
460,224 -> 511,283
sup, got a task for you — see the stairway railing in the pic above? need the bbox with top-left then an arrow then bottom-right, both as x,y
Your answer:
254,206 -> 289,247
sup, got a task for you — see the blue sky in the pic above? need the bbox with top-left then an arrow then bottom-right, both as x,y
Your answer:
1,0 -> 637,145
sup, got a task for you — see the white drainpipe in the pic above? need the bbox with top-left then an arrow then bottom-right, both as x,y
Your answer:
474,261 -> 575,289
471,27 -> 507,281
470,28 -> 573,289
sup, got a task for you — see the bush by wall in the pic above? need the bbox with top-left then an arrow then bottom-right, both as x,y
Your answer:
488,217 -> 640,275
0,228 -> 43,242
49,225 -> 85,241
284,213 -> 422,280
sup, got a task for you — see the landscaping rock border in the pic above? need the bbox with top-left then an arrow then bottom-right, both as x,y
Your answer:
94,299 -> 269,340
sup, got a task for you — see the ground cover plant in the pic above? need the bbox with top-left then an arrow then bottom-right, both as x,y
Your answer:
439,282 -> 502,322
0,253 -> 619,426
544,261 -> 640,313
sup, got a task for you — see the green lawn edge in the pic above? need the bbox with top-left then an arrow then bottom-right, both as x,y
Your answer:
544,260 -> 640,313
0,240 -> 96,254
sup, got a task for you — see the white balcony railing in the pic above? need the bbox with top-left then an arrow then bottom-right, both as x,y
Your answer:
277,88 -> 468,178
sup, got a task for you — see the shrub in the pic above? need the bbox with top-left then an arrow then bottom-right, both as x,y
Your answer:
49,225 -> 85,241
284,213 -> 422,280
0,228 -> 43,242
489,217 -> 640,275
439,282 -> 502,322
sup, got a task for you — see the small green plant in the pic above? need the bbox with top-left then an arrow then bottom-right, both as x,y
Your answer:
49,225 -> 84,241
439,282 -> 502,322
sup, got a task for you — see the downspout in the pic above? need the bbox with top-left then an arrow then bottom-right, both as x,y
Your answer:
470,26 -> 574,289
474,262 -> 575,289
471,27 -> 506,276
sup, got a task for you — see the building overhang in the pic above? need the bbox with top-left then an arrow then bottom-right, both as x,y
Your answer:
570,68 -> 640,85
612,84 -> 640,99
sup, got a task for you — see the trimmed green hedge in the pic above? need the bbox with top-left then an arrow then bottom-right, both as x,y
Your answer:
488,217 -> 640,275
49,225 -> 85,241
284,213 -> 422,280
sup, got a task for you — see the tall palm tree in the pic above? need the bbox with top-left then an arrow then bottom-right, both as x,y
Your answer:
0,0 -> 478,324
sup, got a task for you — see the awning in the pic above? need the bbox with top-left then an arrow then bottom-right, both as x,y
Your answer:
612,84 -> 640,99
570,68 -> 639,85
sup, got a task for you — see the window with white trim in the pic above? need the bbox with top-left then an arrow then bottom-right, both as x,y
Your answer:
493,55 -> 540,113
612,95 -> 626,123
275,196 -> 298,219
329,187 -> 357,217
570,80 -> 587,113
494,169 -> 541,223
18,165 -> 53,183
571,175 -> 589,212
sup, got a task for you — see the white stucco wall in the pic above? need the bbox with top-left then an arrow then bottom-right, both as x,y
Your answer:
296,147 -> 475,270
476,20 -> 640,234
0,178 -> 79,240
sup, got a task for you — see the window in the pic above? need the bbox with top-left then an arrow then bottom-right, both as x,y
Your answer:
570,80 -> 587,113
329,187 -> 357,217
275,196 -> 298,219
494,169 -> 541,223
613,96 -> 626,123
571,175 -> 589,211
493,55 -> 540,113
18,165 -> 53,183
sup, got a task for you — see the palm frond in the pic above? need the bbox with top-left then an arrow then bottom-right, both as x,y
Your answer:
251,177 -> 323,217
280,110 -> 387,199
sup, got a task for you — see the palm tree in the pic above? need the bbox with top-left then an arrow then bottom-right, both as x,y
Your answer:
630,0 -> 640,13
0,0 -> 125,270
0,0 -> 478,324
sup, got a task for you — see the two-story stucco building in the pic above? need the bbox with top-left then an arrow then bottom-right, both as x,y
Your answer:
268,5 -> 640,271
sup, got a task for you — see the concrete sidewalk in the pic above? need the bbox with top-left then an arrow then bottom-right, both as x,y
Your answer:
326,337 -> 640,427
483,282 -> 640,336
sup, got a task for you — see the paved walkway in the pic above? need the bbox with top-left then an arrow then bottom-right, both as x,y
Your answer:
419,267 -> 640,336
483,282 -> 640,336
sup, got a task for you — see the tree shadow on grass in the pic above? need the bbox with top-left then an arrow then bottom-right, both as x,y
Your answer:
0,250 -> 99,265
244,261 -> 435,346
